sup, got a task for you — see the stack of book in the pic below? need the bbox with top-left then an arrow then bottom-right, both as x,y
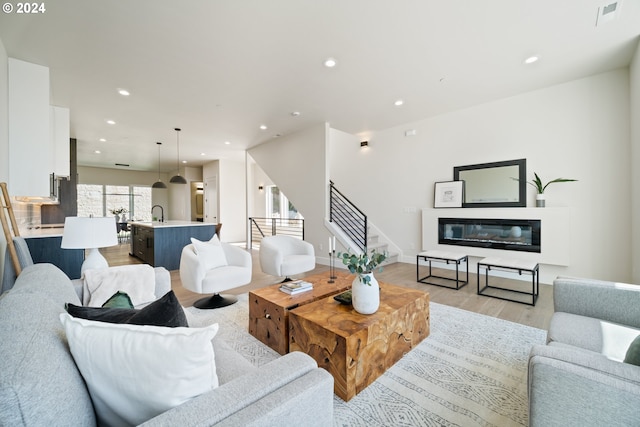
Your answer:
279,279 -> 313,295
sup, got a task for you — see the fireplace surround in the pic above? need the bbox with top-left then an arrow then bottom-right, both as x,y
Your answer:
438,217 -> 541,253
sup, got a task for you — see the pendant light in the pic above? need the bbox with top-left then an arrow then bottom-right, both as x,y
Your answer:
170,127 -> 187,184
151,142 -> 167,189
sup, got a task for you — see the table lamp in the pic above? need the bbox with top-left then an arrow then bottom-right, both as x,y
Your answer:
61,216 -> 118,275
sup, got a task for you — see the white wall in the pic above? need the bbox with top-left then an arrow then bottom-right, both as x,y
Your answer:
630,40 -> 640,283
218,158 -> 247,242
168,166 -> 203,221
248,123 -> 330,256
247,157 -> 274,219
330,69 -> 632,284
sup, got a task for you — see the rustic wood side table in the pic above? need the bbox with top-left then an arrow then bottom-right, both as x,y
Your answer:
248,271 -> 351,355
288,281 -> 430,401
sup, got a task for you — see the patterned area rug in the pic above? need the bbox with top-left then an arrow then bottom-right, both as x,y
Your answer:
185,294 -> 546,427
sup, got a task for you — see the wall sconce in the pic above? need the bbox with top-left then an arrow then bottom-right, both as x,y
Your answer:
258,185 -> 264,191
360,141 -> 369,148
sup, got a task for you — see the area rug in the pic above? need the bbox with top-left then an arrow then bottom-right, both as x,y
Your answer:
185,294 -> 546,427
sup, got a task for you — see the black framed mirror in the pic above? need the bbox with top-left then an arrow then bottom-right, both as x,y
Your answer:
453,159 -> 526,208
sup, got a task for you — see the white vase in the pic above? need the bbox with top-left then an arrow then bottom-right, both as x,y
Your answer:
510,226 -> 522,238
351,273 -> 380,314
536,193 -> 545,207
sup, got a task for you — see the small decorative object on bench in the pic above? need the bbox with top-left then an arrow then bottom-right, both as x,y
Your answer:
416,250 -> 468,290
477,257 -> 539,305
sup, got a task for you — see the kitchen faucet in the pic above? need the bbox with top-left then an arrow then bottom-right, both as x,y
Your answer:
152,205 -> 164,222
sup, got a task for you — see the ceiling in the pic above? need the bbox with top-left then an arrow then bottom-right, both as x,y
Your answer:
1,0 -> 639,173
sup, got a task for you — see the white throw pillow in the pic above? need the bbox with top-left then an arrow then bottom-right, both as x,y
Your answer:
191,234 -> 228,270
60,313 -> 219,426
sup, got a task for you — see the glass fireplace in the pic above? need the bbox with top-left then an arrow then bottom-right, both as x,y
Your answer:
438,217 -> 541,253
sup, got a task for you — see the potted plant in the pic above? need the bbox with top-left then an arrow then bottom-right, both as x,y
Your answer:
109,207 -> 129,222
337,249 -> 388,314
527,173 -> 577,207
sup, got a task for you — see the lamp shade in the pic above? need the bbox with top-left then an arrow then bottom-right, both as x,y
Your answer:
61,216 -> 118,275
61,217 -> 118,249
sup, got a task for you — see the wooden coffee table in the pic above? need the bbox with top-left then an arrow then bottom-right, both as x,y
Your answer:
288,281 -> 430,401
248,271 -> 352,355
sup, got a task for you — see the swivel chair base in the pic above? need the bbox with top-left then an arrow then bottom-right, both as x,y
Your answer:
193,293 -> 238,309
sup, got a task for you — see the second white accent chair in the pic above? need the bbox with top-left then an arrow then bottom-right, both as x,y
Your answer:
180,236 -> 252,309
259,235 -> 315,282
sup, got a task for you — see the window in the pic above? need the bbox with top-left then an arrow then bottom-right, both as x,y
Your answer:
266,185 -> 300,219
77,184 -> 152,221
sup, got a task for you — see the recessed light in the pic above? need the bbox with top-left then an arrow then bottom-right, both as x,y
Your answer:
106,119 -> 116,125
224,141 -> 231,145
394,99 -> 404,107
94,150 -> 101,154
200,152 -> 206,156
99,138 -> 106,142
117,88 -> 130,96
259,125 -> 267,130
291,111 -> 301,117
182,160 -> 188,164
324,58 -> 337,68
524,55 -> 539,64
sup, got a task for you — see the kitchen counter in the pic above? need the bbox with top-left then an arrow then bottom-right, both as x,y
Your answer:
19,224 -> 65,238
20,226 -> 83,279
129,220 -> 212,229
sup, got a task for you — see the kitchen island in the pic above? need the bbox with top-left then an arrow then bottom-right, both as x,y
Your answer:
129,221 -> 216,270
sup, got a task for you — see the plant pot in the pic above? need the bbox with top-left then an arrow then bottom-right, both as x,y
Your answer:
351,273 -> 380,314
536,194 -> 545,208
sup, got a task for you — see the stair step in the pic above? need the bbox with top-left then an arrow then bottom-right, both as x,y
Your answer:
367,241 -> 387,252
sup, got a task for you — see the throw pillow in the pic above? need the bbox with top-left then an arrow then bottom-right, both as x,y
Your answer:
66,290 -> 189,328
101,290 -> 134,308
60,313 -> 219,426
191,234 -> 228,270
624,335 -> 640,366
127,290 -> 188,327
66,304 -> 135,324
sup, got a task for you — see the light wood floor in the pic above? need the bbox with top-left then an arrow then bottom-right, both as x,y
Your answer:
102,242 -> 553,330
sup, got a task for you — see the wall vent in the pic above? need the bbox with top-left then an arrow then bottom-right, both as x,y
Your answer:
596,1 -> 622,26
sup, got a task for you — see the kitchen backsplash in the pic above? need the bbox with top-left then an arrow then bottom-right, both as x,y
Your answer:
11,199 -> 42,231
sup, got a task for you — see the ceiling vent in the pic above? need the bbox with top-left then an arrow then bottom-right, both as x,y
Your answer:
596,1 -> 622,26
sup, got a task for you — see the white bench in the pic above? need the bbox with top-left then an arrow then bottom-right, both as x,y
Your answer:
416,250 -> 468,290
477,257 -> 539,306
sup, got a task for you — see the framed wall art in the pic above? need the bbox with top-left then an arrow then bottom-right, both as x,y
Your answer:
434,180 -> 464,208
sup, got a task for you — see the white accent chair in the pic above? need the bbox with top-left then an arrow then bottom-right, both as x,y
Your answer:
180,242 -> 252,309
259,235 -> 315,282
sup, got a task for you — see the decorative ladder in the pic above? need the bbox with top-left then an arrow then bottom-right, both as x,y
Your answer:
0,182 -> 22,276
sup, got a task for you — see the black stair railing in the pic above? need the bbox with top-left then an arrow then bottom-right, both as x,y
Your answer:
329,181 -> 367,253
248,217 -> 304,248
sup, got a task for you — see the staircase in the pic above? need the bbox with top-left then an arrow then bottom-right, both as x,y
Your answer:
327,181 -> 399,266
